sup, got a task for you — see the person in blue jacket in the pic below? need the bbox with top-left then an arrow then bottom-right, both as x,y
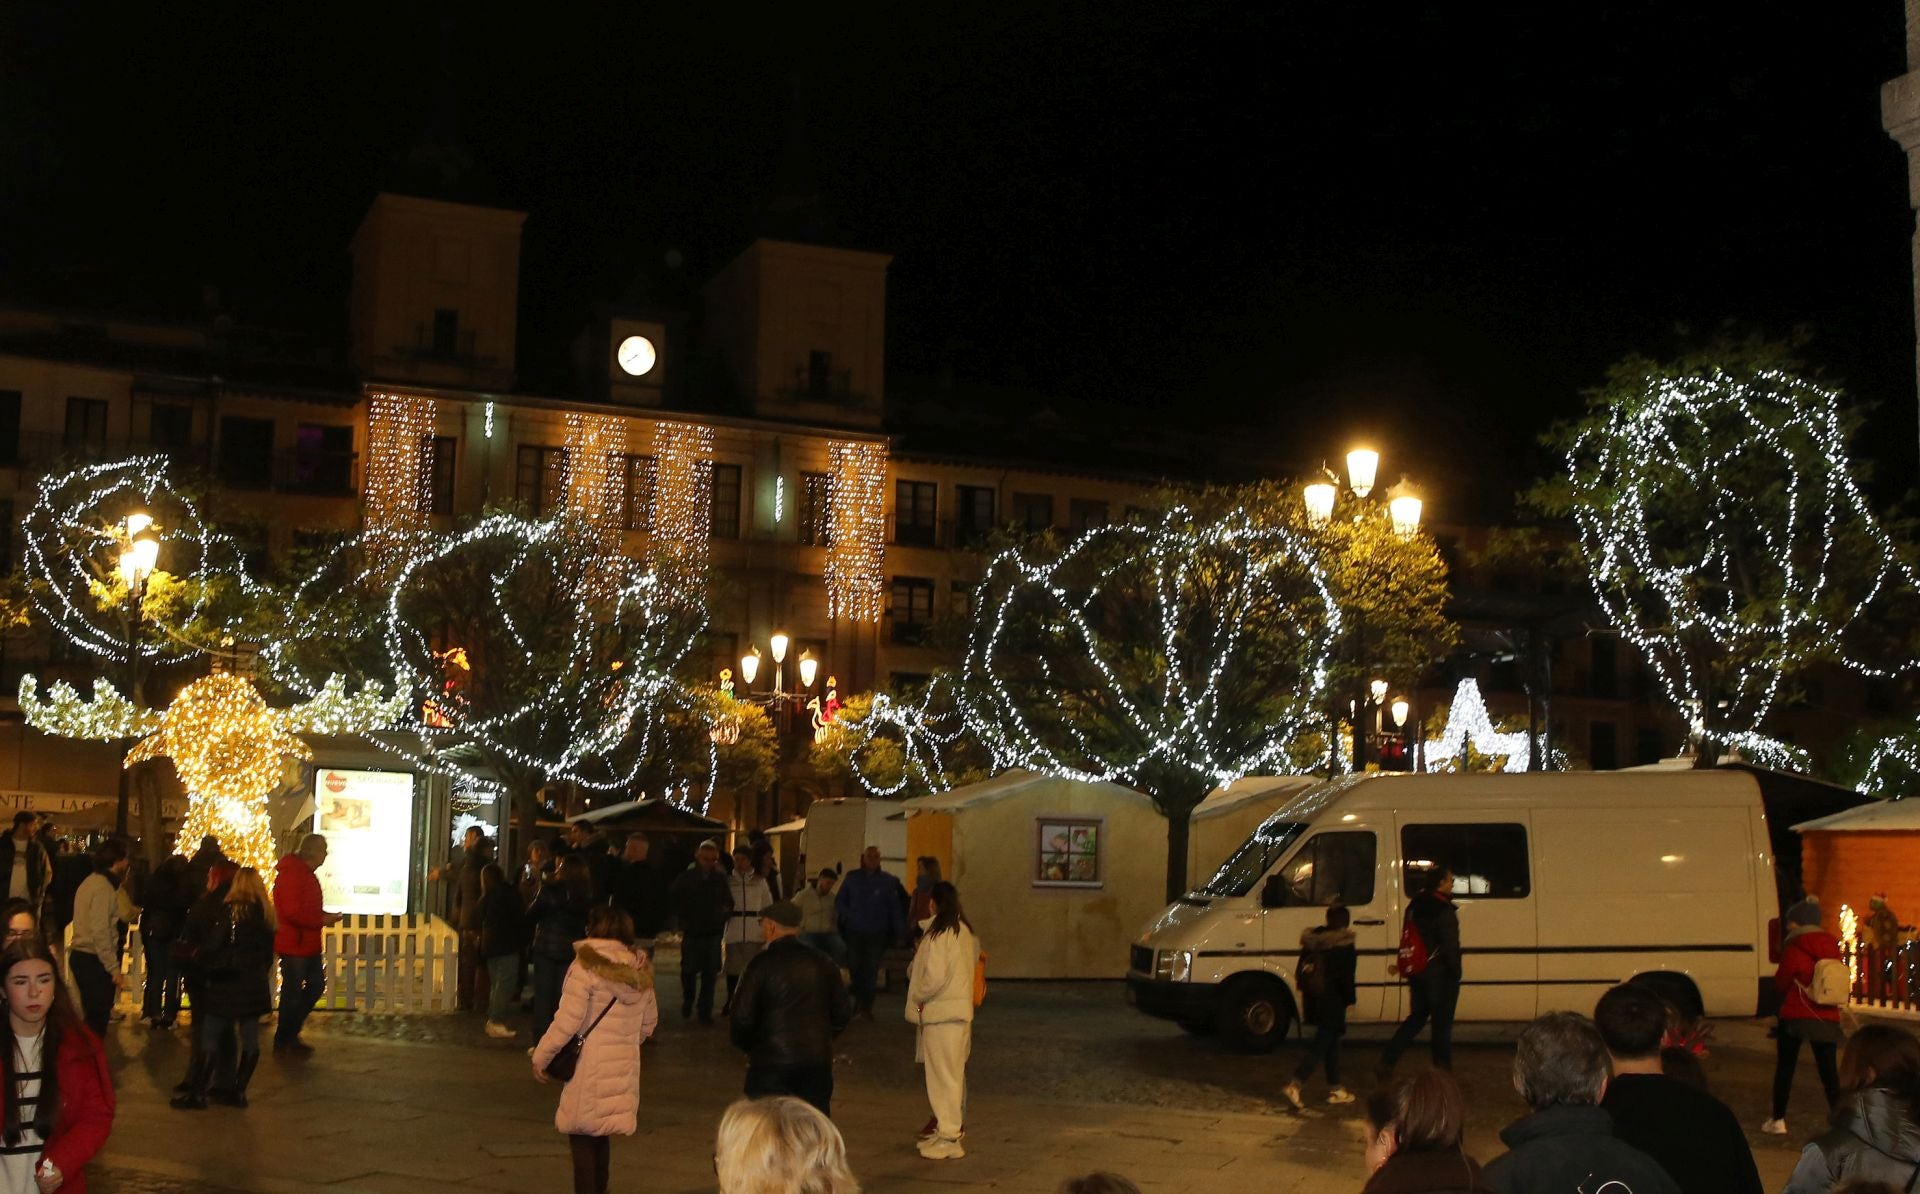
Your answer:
833,847 -> 907,1020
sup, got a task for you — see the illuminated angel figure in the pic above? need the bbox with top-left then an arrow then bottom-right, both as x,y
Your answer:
20,671 -> 407,871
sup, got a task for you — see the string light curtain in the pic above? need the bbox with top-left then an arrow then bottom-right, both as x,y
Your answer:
364,391 -> 437,573
825,440 -> 887,623
652,421 -> 715,569
564,411 -> 627,547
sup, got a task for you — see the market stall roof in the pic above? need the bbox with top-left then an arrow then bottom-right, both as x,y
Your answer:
568,799 -> 725,834
766,817 -> 807,835
901,768 -> 1150,814
1192,776 -> 1317,821
1793,799 -> 1920,833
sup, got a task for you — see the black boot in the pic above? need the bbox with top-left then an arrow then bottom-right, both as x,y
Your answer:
170,1055 -> 213,1111
213,1052 -> 259,1108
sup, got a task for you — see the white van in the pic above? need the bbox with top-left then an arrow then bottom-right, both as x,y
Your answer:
1126,770 -> 1778,1052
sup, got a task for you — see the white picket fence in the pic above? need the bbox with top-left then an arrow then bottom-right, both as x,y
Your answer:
112,914 -> 462,1015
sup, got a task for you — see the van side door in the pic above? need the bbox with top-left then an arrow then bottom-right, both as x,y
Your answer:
1262,825 -> 1391,1021
1394,814 -> 1538,1021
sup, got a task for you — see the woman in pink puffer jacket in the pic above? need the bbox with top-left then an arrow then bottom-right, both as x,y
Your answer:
533,906 -> 660,1194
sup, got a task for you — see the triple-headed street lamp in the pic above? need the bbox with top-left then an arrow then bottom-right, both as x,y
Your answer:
1302,447 -> 1423,538
731,631 -> 823,735
114,510 -> 160,835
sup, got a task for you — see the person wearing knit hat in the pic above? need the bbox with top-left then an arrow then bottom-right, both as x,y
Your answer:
1763,894 -> 1844,1137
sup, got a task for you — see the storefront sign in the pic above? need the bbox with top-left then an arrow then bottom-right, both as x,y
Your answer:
310,769 -> 415,916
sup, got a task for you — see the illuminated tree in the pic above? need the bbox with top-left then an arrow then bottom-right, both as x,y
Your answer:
810,691 -> 992,798
880,505 -> 1339,900
1533,353 -> 1920,768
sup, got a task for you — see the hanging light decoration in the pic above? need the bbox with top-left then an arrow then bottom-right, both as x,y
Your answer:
652,421 -> 715,569
364,391 -> 437,575
825,440 -> 887,623
1422,678 -> 1530,773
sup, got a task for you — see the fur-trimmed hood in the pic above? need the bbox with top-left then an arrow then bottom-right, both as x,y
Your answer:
1300,925 -> 1357,950
574,938 -> 652,999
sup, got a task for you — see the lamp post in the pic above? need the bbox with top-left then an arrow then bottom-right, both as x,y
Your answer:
1303,448 -> 1424,771
733,632 -> 821,734
114,511 -> 159,836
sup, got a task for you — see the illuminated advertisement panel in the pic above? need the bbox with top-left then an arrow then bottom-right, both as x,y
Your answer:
310,768 -> 414,916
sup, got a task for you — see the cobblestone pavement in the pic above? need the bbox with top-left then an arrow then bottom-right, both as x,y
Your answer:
91,968 -> 1829,1193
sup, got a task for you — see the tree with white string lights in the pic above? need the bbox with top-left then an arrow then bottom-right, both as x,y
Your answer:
883,504 -> 1339,900
1535,349 -> 1920,769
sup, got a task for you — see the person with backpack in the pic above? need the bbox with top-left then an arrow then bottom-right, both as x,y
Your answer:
1764,896 -> 1846,1136
1281,903 -> 1358,1110
1377,865 -> 1463,1078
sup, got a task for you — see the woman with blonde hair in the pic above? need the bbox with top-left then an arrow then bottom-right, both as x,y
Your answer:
714,1096 -> 859,1194
907,881 -> 980,1161
172,866 -> 276,1111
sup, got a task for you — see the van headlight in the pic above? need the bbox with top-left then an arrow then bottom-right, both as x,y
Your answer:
1154,949 -> 1194,983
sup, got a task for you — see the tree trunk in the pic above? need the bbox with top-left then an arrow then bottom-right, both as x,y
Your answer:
1163,805 -> 1193,903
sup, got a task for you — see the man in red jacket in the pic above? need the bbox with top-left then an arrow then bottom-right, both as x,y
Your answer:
273,833 -> 341,1055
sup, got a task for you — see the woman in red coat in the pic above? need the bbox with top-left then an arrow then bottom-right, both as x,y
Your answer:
0,937 -> 115,1193
1765,896 -> 1844,1137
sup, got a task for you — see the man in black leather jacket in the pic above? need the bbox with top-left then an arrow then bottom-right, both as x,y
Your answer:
729,900 -> 851,1115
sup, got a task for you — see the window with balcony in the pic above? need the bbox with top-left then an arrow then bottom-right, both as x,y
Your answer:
956,485 -> 995,547
1011,491 -> 1054,532
890,576 -> 934,645
0,392 -> 19,466
1070,498 -> 1110,533
150,402 -> 194,458
64,397 -> 108,455
433,308 -> 460,358
799,471 -> 830,546
218,416 -> 274,491
895,480 -> 937,546
291,423 -> 355,495
710,463 -> 742,539
423,435 -> 457,515
623,454 -> 657,532
515,445 -> 568,516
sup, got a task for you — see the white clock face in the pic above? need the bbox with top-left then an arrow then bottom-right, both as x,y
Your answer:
616,334 -> 657,378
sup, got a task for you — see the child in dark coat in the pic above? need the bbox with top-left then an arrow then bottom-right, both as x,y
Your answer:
1283,903 -> 1358,1108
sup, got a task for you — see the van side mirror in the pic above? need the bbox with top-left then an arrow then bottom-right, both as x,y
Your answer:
1261,875 -> 1287,909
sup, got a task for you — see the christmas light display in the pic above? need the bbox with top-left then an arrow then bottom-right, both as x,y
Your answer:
1840,902 -> 1861,988
20,672 -> 405,870
364,391 -> 436,573
858,506 -> 1338,797
1422,678 -> 1530,773
564,411 -> 627,550
1856,729 -> 1920,798
825,440 -> 887,623
1563,370 -> 1920,764
652,421 -> 714,567
22,457 -> 244,664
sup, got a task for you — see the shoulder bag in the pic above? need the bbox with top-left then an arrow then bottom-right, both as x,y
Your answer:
543,997 -> 616,1083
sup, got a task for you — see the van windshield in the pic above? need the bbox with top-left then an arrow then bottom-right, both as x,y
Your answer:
1199,821 -> 1307,897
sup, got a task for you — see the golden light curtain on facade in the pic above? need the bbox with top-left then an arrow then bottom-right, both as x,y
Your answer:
364,391 -> 436,573
652,420 -> 715,568
826,439 -> 887,622
563,411 -> 627,553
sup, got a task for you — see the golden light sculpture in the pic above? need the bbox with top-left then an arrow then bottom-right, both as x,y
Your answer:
20,672 -> 409,872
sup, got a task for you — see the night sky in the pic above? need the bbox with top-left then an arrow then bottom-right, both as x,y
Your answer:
2,4 -> 1913,520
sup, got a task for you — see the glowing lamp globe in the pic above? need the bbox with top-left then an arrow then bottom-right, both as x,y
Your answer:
798,652 -> 818,688
1389,494 -> 1423,537
1303,482 -> 1336,527
1390,698 -> 1410,728
770,632 -> 789,664
1346,448 -> 1380,498
739,648 -> 760,687
124,512 -> 154,538
1370,678 -> 1389,703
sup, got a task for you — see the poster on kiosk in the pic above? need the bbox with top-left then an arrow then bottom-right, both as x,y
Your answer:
310,768 -> 415,916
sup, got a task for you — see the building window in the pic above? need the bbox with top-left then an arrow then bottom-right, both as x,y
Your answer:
710,463 -> 742,539
290,423 -> 355,495
798,471 -> 830,546
150,402 -> 193,457
955,485 -> 995,547
622,454 -> 657,532
1069,499 -> 1110,533
1591,638 -> 1618,699
951,581 -> 975,621
433,308 -> 460,358
515,445 -> 568,516
0,499 -> 11,574
889,576 -> 934,645
1589,721 -> 1618,771
217,416 -> 274,491
1269,831 -> 1377,908
1035,818 -> 1103,888
64,397 -> 109,455
1400,823 -> 1531,898
1011,491 -> 1053,532
423,435 -> 457,515
808,350 -> 834,400
894,480 -> 937,546
0,392 -> 19,466
1635,728 -> 1665,767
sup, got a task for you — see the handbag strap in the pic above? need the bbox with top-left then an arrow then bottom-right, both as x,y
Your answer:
573,996 -> 616,1043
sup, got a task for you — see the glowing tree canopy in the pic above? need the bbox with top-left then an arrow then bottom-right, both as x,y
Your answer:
874,505 -> 1339,899
1547,362 -> 1920,769
20,672 -> 407,870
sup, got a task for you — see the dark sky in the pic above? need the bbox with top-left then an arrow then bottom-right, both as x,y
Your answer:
2,4 -> 1914,519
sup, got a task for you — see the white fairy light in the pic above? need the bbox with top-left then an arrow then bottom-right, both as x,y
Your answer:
652,421 -> 714,569
364,391 -> 436,574
825,441 -> 887,623
1422,678 -> 1530,773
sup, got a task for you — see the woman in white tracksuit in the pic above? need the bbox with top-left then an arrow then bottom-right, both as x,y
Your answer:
907,881 -> 979,1161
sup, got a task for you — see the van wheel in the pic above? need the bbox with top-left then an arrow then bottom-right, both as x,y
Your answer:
1178,1016 -> 1215,1036
1219,976 -> 1291,1053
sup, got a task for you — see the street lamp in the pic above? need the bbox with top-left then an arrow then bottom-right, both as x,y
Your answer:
726,632 -> 825,733
797,651 -> 818,689
1301,448 -> 1422,538
113,511 -> 159,837
1345,448 -> 1380,499
739,647 -> 761,688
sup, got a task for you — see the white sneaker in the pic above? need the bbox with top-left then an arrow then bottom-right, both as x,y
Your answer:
1760,1118 -> 1788,1136
918,1136 -> 966,1160
484,1021 -> 515,1039
1280,1082 -> 1304,1110
1326,1087 -> 1355,1105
